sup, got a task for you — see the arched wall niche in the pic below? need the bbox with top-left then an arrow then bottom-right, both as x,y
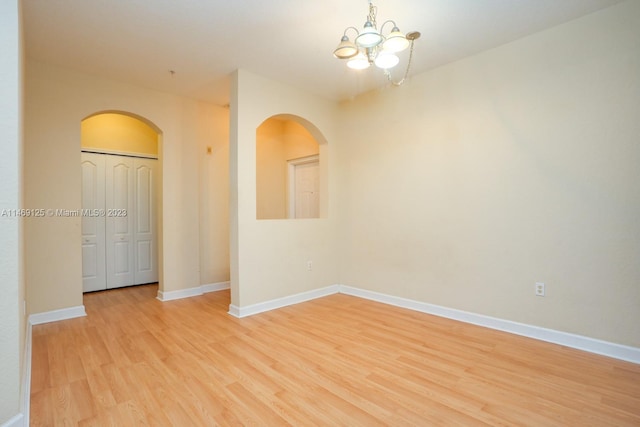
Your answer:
81,110 -> 161,157
256,113 -> 328,220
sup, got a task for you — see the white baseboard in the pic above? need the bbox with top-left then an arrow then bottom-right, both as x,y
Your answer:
228,285 -> 340,318
157,286 -> 203,302
157,281 -> 230,302
20,320 -> 32,427
228,304 -> 242,318
338,285 -> 640,364
202,281 -> 230,293
0,414 -> 24,427
28,305 -> 86,325
15,306 -> 84,426
223,283 -> 639,364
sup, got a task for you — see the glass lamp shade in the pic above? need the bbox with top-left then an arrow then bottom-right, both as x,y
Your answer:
355,21 -> 383,48
374,51 -> 399,69
333,36 -> 358,59
382,27 -> 409,53
347,51 -> 371,70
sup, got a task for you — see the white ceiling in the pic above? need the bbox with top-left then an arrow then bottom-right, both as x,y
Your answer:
23,0 -> 624,106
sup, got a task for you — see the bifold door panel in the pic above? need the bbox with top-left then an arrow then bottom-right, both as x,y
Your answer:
81,153 -> 158,292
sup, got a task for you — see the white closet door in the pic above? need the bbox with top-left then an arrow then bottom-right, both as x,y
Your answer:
133,158 -> 158,284
105,155 -> 135,288
294,160 -> 319,218
81,153 -> 107,292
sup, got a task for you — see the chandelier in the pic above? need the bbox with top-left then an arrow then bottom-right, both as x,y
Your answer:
333,0 -> 420,86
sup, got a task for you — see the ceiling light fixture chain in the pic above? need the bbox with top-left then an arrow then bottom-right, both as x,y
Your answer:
385,31 -> 418,86
366,1 -> 378,29
333,0 -> 420,85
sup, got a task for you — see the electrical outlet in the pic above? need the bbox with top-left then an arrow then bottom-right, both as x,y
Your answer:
535,282 -> 545,297
307,260 -> 313,271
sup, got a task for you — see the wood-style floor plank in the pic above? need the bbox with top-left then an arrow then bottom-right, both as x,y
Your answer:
30,284 -> 640,426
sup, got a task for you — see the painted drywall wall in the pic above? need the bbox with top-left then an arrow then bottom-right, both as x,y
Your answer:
0,0 -> 23,424
199,104 -> 230,285
230,69 -> 338,308
24,60 -> 229,314
283,119 -> 319,161
17,0 -> 26,415
336,1 -> 640,347
81,112 -> 158,156
256,119 -> 287,219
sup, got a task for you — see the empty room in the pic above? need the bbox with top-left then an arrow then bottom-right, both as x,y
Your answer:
1,0 -> 639,425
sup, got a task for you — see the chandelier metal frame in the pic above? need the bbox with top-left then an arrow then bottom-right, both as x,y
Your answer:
333,0 -> 420,86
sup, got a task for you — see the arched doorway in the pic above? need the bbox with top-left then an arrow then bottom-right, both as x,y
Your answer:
80,111 -> 161,292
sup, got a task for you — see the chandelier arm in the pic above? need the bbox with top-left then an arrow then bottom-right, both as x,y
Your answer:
385,38 -> 416,86
379,20 -> 397,35
342,26 -> 360,38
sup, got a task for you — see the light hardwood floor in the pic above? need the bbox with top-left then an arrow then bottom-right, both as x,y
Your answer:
30,284 -> 640,426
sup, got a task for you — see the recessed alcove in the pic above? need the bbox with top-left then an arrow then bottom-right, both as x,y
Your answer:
256,114 -> 325,220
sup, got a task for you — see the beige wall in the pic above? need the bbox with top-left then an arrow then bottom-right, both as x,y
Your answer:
336,1 -> 640,347
81,112 -> 158,156
230,69 -> 337,308
24,60 -> 229,314
256,119 -> 287,219
199,104 -> 230,285
0,0 -> 23,423
283,119 -> 319,160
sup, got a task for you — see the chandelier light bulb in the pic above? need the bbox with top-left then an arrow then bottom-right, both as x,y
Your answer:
374,51 -> 400,69
347,51 -> 371,70
382,27 -> 410,53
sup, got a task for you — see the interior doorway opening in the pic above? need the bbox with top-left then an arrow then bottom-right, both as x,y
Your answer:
288,155 -> 319,219
80,111 -> 161,293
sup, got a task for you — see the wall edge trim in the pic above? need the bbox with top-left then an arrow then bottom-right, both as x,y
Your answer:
223,283 -> 639,363
157,287 -> 203,302
157,281 -> 230,302
80,147 -> 158,159
338,285 -> 640,364
228,304 -> 241,318
28,305 -> 86,325
227,285 -> 340,318
202,281 -> 231,293
19,320 -> 32,427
